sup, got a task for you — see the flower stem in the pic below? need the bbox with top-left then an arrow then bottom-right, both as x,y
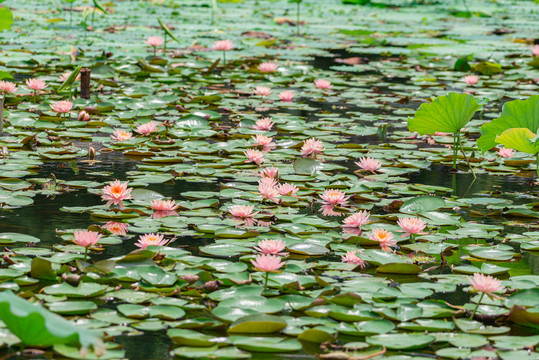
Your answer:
263,271 -> 269,294
153,46 -> 156,57
223,51 -> 226,67
536,153 -> 539,179
163,32 -> 167,55
84,246 -> 89,262
470,292 -> 485,320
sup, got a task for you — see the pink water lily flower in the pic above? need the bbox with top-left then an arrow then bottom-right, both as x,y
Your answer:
72,230 -> 102,248
111,129 -> 133,142
254,239 -> 288,256
314,79 -> 332,90
341,250 -> 366,268
251,134 -> 275,151
253,117 -> 274,131
0,80 -> 17,94
145,36 -> 164,47
301,138 -> 324,157
464,75 -> 479,86
258,62 -> 279,73
103,221 -> 128,236
468,273 -> 504,296
250,254 -> 285,272
244,149 -> 265,165
50,100 -> 73,113
397,217 -> 427,238
355,157 -> 381,173
260,166 -> 279,180
258,180 -> 281,203
368,228 -> 397,252
532,45 -> 539,57
135,233 -> 167,249
101,180 -> 133,208
254,86 -> 272,97
228,204 -> 258,218
136,121 -> 158,135
279,90 -> 295,102
78,110 -> 90,121
320,189 -> 349,207
213,39 -> 234,51
342,210 -> 371,229
25,78 -> 47,92
498,147 -> 515,158
150,199 -> 179,211
277,183 -> 299,196
259,177 -> 278,187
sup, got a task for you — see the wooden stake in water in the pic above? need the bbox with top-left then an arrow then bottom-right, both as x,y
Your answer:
80,68 -> 91,99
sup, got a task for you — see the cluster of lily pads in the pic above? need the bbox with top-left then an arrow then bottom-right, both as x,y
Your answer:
0,0 -> 538,359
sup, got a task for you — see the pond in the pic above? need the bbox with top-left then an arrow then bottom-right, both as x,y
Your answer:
0,0 -> 538,359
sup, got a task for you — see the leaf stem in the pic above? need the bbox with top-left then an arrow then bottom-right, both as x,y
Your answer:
452,132 -> 458,170
470,292 -> 485,320
457,132 -> 476,178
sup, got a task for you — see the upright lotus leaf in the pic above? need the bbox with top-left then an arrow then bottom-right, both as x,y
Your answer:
407,93 -> 480,135
495,128 -> 539,155
0,6 -> 13,31
408,92 -> 480,174
0,291 -> 104,355
477,95 -> 539,153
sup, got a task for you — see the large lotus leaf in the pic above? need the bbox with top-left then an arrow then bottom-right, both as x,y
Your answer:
0,291 -> 104,353
0,7 -> 13,31
477,95 -> 539,153
495,128 -> 539,155
407,93 -> 480,135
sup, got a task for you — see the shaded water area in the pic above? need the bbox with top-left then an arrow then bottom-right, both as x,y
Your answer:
2,154 -> 538,359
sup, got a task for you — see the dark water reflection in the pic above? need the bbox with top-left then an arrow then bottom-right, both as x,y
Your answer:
409,164 -> 532,198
